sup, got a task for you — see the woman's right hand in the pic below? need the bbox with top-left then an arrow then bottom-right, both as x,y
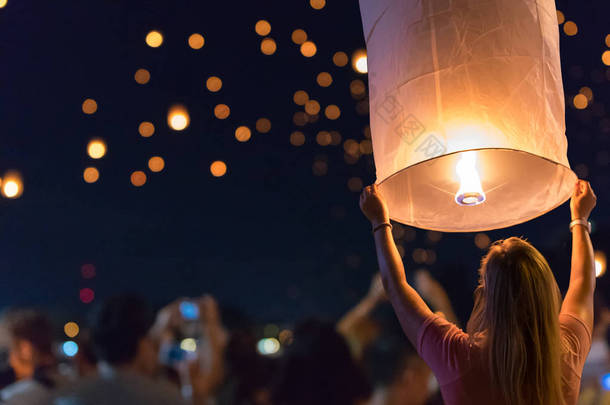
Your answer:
570,180 -> 596,221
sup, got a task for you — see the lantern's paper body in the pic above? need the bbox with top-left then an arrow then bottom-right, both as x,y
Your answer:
360,0 -> 576,232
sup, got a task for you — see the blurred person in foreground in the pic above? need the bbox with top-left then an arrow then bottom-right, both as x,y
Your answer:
272,319 -> 371,405
360,180 -> 597,405
0,309 -> 65,404
53,294 -> 226,405
364,333 -> 431,405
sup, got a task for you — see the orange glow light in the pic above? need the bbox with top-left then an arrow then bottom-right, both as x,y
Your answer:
82,98 -> 98,115
130,171 -> 147,187
214,104 -> 231,120
146,30 -> 164,47
333,51 -> 349,67
563,21 -> 578,36
206,76 -> 222,92
291,29 -> 307,45
235,126 -> 252,142
255,20 -> 271,36
134,68 -> 151,84
256,118 -> 271,133
352,49 -> 368,73
210,161 -> 227,177
148,156 -> 165,172
167,105 -> 190,131
87,139 -> 107,159
139,122 -> 155,138
83,167 -> 100,183
188,33 -> 205,49
1,172 -> 23,199
261,38 -> 277,55
300,41 -> 317,57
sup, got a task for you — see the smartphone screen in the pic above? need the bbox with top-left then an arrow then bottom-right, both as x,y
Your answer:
179,301 -> 199,320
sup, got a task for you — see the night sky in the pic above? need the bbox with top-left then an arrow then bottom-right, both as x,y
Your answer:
0,0 -> 609,327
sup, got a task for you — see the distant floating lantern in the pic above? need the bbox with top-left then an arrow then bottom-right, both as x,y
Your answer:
145,30 -> 164,47
134,68 -> 151,84
87,139 -> 106,159
291,29 -> 308,45
188,33 -> 205,49
167,104 -> 190,131
360,0 -> 577,231
83,167 -> 99,183
352,49 -> 368,74
300,41 -> 317,57
1,171 -> 23,199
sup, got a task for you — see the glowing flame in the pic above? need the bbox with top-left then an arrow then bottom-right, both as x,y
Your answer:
455,151 -> 485,206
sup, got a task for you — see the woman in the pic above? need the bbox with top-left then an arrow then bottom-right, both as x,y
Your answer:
359,180 -> 597,405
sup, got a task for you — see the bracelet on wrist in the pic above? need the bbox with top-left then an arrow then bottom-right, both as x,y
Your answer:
569,218 -> 591,234
372,222 -> 392,234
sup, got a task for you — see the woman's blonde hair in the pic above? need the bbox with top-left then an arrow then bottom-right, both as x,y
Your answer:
466,237 -> 564,405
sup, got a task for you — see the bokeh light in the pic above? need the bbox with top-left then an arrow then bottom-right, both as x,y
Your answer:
148,156 -> 165,173
563,21 -> 578,36
0,0 -> 6,8
261,38 -> 277,55
309,0 -> 326,10
556,10 -> 565,25
235,126 -> 252,142
359,139 -> 373,154
350,79 -> 367,98
255,20 -> 271,36
352,49 -> 368,73
62,341 -> 79,357
602,50 -> 610,66
316,131 -> 331,146
83,167 -> 99,183
312,159 -> 328,176
573,93 -> 588,110
300,41 -> 317,57
79,288 -> 95,304
606,34 -> 610,48
257,338 -> 280,355
81,264 -> 96,279
347,177 -> 363,192
180,338 -> 197,352
130,171 -> 147,187
82,98 -> 98,115
145,30 -> 164,47
293,90 -> 309,106
596,251 -> 607,278
214,104 -> 231,119
64,322 -> 79,338
325,105 -> 341,120
206,76 -> 223,92
317,72 -> 333,87
579,86 -> 594,101
188,33 -> 205,49
87,139 -> 107,159
475,233 -> 491,249
139,122 -> 155,137
1,174 -> 22,199
167,105 -> 190,131
333,51 -> 349,67
256,118 -> 272,133
291,29 -> 307,45
134,68 -> 150,84
305,100 -> 321,115
210,161 -> 227,177
290,131 -> 305,146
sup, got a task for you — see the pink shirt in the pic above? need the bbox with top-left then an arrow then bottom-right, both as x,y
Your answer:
417,313 -> 592,405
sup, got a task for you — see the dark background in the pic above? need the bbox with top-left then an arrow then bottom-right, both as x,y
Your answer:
0,0 -> 608,327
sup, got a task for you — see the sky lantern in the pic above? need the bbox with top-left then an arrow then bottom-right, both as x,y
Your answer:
359,0 -> 577,232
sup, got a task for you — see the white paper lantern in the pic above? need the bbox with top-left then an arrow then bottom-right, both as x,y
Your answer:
360,0 -> 576,232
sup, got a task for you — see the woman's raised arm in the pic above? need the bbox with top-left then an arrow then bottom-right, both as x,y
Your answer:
561,180 -> 597,330
360,184 -> 433,345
